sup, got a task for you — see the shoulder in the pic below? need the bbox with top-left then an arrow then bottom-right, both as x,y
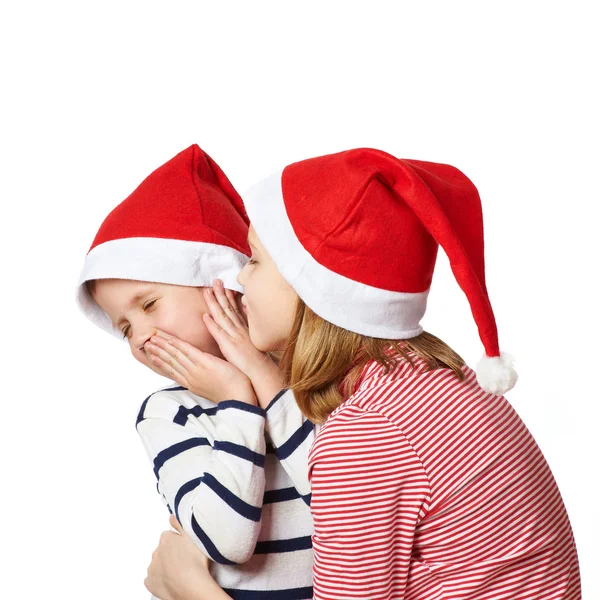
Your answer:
136,385 -> 215,426
352,361 -> 482,416
309,404 -> 431,500
310,403 -> 415,463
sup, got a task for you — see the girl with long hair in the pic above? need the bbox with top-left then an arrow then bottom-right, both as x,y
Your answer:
146,148 -> 581,599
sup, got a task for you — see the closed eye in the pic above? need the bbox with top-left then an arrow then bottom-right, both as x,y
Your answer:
121,324 -> 131,339
143,299 -> 157,311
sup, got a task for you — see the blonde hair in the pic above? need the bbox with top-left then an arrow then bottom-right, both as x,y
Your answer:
280,298 -> 466,424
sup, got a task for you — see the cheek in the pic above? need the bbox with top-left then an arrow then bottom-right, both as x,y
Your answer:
193,323 -> 223,356
172,302 -> 224,357
243,283 -> 269,344
247,291 -> 293,352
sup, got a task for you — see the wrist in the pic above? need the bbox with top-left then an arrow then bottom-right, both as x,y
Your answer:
244,353 -> 276,383
252,366 -> 286,410
226,378 -> 257,406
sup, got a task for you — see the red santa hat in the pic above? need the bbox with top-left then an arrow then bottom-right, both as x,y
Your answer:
242,147 -> 518,395
77,144 -> 250,338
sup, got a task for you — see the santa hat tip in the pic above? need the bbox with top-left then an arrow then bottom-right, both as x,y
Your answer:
476,351 -> 518,396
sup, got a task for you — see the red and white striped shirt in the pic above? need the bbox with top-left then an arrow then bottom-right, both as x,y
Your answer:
306,353 -> 581,599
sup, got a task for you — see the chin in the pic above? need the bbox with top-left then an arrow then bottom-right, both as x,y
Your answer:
249,329 -> 269,353
250,329 -> 284,354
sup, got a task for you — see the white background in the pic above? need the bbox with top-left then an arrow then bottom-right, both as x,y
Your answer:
1,1 -> 598,598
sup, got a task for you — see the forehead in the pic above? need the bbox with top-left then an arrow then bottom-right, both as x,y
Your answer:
93,278 -> 155,298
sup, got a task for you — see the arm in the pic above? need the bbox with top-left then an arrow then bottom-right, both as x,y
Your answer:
145,515 -> 233,600
263,388 -> 319,503
308,406 -> 430,600
137,389 -> 266,565
199,281 -> 318,501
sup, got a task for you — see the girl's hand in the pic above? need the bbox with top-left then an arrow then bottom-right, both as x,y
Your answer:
203,280 -> 285,409
144,332 -> 257,405
145,514 -> 232,600
202,281 -> 268,378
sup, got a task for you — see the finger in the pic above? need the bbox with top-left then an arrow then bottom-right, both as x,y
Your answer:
153,329 -> 202,362
203,312 -> 234,346
232,291 -> 249,327
205,286 -> 239,333
148,335 -> 196,372
213,280 -> 245,328
169,513 -> 184,534
226,289 -> 249,329
145,340 -> 190,378
203,289 -> 238,337
145,351 -> 190,387
146,357 -> 180,382
151,333 -> 219,371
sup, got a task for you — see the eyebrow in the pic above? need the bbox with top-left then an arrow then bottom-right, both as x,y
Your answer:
115,287 -> 154,326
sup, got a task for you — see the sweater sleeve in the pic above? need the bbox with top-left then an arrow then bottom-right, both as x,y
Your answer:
308,406 -> 431,600
263,389 -> 319,505
136,390 -> 266,565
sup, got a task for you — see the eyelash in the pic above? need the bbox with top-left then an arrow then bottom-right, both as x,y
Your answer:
247,258 -> 257,265
121,300 -> 157,338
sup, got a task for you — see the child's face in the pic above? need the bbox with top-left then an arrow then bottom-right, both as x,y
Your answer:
92,279 -> 223,373
237,225 -> 298,352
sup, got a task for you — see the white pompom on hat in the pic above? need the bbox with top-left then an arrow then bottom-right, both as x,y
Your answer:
242,147 -> 517,395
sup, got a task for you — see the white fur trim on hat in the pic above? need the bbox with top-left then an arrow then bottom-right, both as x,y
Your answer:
476,352 -> 518,395
243,171 -> 428,339
76,236 -> 248,338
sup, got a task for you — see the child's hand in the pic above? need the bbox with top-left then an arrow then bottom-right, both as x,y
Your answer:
144,332 -> 257,406
203,280 -> 285,409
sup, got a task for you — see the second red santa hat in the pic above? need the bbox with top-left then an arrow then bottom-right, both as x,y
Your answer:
242,147 -> 517,395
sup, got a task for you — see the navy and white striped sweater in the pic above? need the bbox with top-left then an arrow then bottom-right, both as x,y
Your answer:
136,386 -> 315,599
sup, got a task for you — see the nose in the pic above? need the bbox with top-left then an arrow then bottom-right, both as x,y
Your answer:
130,321 -> 154,352
237,264 -> 247,286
